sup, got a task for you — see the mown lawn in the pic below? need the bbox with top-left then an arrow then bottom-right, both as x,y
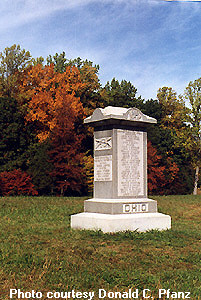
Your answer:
0,195 -> 200,300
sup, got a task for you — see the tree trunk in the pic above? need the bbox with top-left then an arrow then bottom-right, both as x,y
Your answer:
193,165 -> 199,195
60,186 -> 64,196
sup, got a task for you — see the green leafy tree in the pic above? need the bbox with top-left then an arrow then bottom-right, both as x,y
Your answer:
143,96 -> 194,195
157,87 -> 187,130
142,99 -> 164,148
183,78 -> 201,195
0,96 -> 33,172
68,57 -> 102,116
102,78 -> 144,109
33,56 -> 45,66
26,141 -> 54,195
47,52 -> 67,73
0,44 -> 33,97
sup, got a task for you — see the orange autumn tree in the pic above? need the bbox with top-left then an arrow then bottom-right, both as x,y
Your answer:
19,63 -> 85,141
147,141 -> 166,194
19,64 -> 86,194
0,169 -> 38,196
147,141 -> 179,195
48,92 -> 85,195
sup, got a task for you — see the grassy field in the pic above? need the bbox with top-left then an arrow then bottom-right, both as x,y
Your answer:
0,195 -> 200,300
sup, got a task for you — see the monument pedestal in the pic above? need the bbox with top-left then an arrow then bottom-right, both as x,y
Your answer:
71,212 -> 171,233
71,198 -> 171,233
71,106 -> 171,233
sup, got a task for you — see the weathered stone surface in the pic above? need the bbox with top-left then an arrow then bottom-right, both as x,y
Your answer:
117,129 -> 144,197
84,106 -> 156,128
93,128 -> 147,199
94,155 -> 112,182
84,198 -> 157,214
94,137 -> 112,150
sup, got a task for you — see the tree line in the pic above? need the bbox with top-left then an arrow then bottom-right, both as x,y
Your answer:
0,44 -> 200,196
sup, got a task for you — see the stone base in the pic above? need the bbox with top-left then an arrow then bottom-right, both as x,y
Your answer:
71,212 -> 171,233
84,198 -> 157,214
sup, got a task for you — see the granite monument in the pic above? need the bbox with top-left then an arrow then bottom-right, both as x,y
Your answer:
71,106 -> 171,233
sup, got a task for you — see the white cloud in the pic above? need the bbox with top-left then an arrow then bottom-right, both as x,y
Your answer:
0,0 -> 198,33
0,0 -> 159,32
0,1 -> 84,30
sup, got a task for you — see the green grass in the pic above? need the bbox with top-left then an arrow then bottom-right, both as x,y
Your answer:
0,195 -> 200,300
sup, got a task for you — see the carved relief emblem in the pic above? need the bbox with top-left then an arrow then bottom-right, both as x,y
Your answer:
95,137 -> 112,150
126,109 -> 142,121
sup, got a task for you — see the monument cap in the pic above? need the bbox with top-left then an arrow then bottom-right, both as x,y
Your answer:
84,106 -> 157,128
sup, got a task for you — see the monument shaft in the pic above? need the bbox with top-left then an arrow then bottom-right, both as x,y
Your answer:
94,127 -> 147,199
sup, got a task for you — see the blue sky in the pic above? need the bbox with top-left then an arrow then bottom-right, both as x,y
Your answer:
1,0 -> 201,100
